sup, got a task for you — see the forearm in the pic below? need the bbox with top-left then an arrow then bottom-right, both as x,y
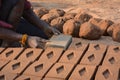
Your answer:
0,27 -> 22,41
23,9 -> 50,30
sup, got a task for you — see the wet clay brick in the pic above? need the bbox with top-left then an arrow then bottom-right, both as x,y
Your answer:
23,61 -> 53,78
68,38 -> 88,51
15,74 -> 42,80
43,77 -> 63,80
46,34 -> 72,50
95,65 -> 119,80
0,71 -> 17,80
0,48 -> 24,60
2,60 -> 30,75
46,63 -> 75,80
88,43 -> 107,54
59,50 -> 84,64
0,48 -> 5,54
0,60 -> 9,71
80,50 -> 105,65
69,64 -> 97,80
17,48 -> 43,62
107,45 -> 120,54
39,48 -> 63,63
102,53 -> 120,65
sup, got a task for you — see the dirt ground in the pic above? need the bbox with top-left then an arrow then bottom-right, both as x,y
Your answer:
29,0 -> 120,23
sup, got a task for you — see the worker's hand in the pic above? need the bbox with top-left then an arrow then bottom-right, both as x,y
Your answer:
43,26 -> 61,38
27,36 -> 48,48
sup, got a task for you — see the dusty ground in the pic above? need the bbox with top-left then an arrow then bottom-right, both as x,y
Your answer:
29,0 -> 120,23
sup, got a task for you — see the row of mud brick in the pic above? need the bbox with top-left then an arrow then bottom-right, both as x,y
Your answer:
0,38 -> 120,80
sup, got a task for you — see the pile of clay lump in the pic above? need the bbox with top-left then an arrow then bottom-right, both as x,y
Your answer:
34,7 -> 120,43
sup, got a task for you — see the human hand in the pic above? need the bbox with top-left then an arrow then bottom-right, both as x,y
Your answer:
27,36 -> 48,48
44,26 -> 61,38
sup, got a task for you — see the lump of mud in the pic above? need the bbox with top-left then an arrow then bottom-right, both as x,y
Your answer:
63,19 -> 80,37
112,24 -> 120,42
49,8 -> 65,17
63,13 -> 76,21
33,7 -> 49,18
41,13 -> 58,23
89,18 -> 102,25
79,22 -> 102,40
74,12 -> 92,23
50,17 -> 65,32
97,19 -> 114,36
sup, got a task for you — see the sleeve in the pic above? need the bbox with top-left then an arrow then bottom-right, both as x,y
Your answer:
24,0 -> 31,10
0,21 -> 13,28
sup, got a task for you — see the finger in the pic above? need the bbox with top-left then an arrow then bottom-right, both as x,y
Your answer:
38,38 -> 50,43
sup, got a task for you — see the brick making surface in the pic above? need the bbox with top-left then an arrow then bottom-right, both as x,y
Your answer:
39,47 -> 63,63
69,64 -> 97,80
0,48 -> 5,54
1,60 -> 31,75
17,48 -> 43,62
95,65 -> 119,80
107,45 -> 120,54
59,50 -> 84,64
43,77 -> 63,80
0,48 -> 24,60
0,60 -> 9,71
46,63 -> 75,80
68,38 -> 89,51
23,60 -> 53,78
15,74 -> 42,80
80,50 -> 106,65
0,71 -> 17,80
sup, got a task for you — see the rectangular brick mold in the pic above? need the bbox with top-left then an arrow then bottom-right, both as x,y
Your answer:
0,71 -> 17,80
2,60 -> 30,75
23,61 -> 53,78
0,60 -> 9,71
107,45 -> 120,54
59,50 -> 84,64
46,63 -> 75,80
15,74 -> 42,80
95,65 -> 119,80
68,38 -> 88,51
88,43 -> 107,54
69,64 -> 96,80
80,50 -> 105,65
39,47 -> 63,63
17,48 -> 43,62
45,34 -> 72,50
0,48 -> 24,60
43,77 -> 63,80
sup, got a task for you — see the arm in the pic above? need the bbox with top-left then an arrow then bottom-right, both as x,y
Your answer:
0,27 -> 22,41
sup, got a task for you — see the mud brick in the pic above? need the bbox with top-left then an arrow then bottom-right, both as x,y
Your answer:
15,74 -> 42,80
2,60 -> 30,75
0,48 -> 24,60
102,53 -> 120,65
88,43 -> 107,54
39,47 -> 63,63
0,71 -> 17,80
0,60 -> 9,71
107,45 -> 120,54
17,48 -> 43,62
68,38 -> 88,51
46,34 -> 72,50
43,77 -> 63,80
95,65 -> 119,80
69,64 -> 97,80
0,48 -> 5,54
46,63 -> 75,80
80,50 -> 105,65
23,61 -> 53,78
59,50 -> 84,64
